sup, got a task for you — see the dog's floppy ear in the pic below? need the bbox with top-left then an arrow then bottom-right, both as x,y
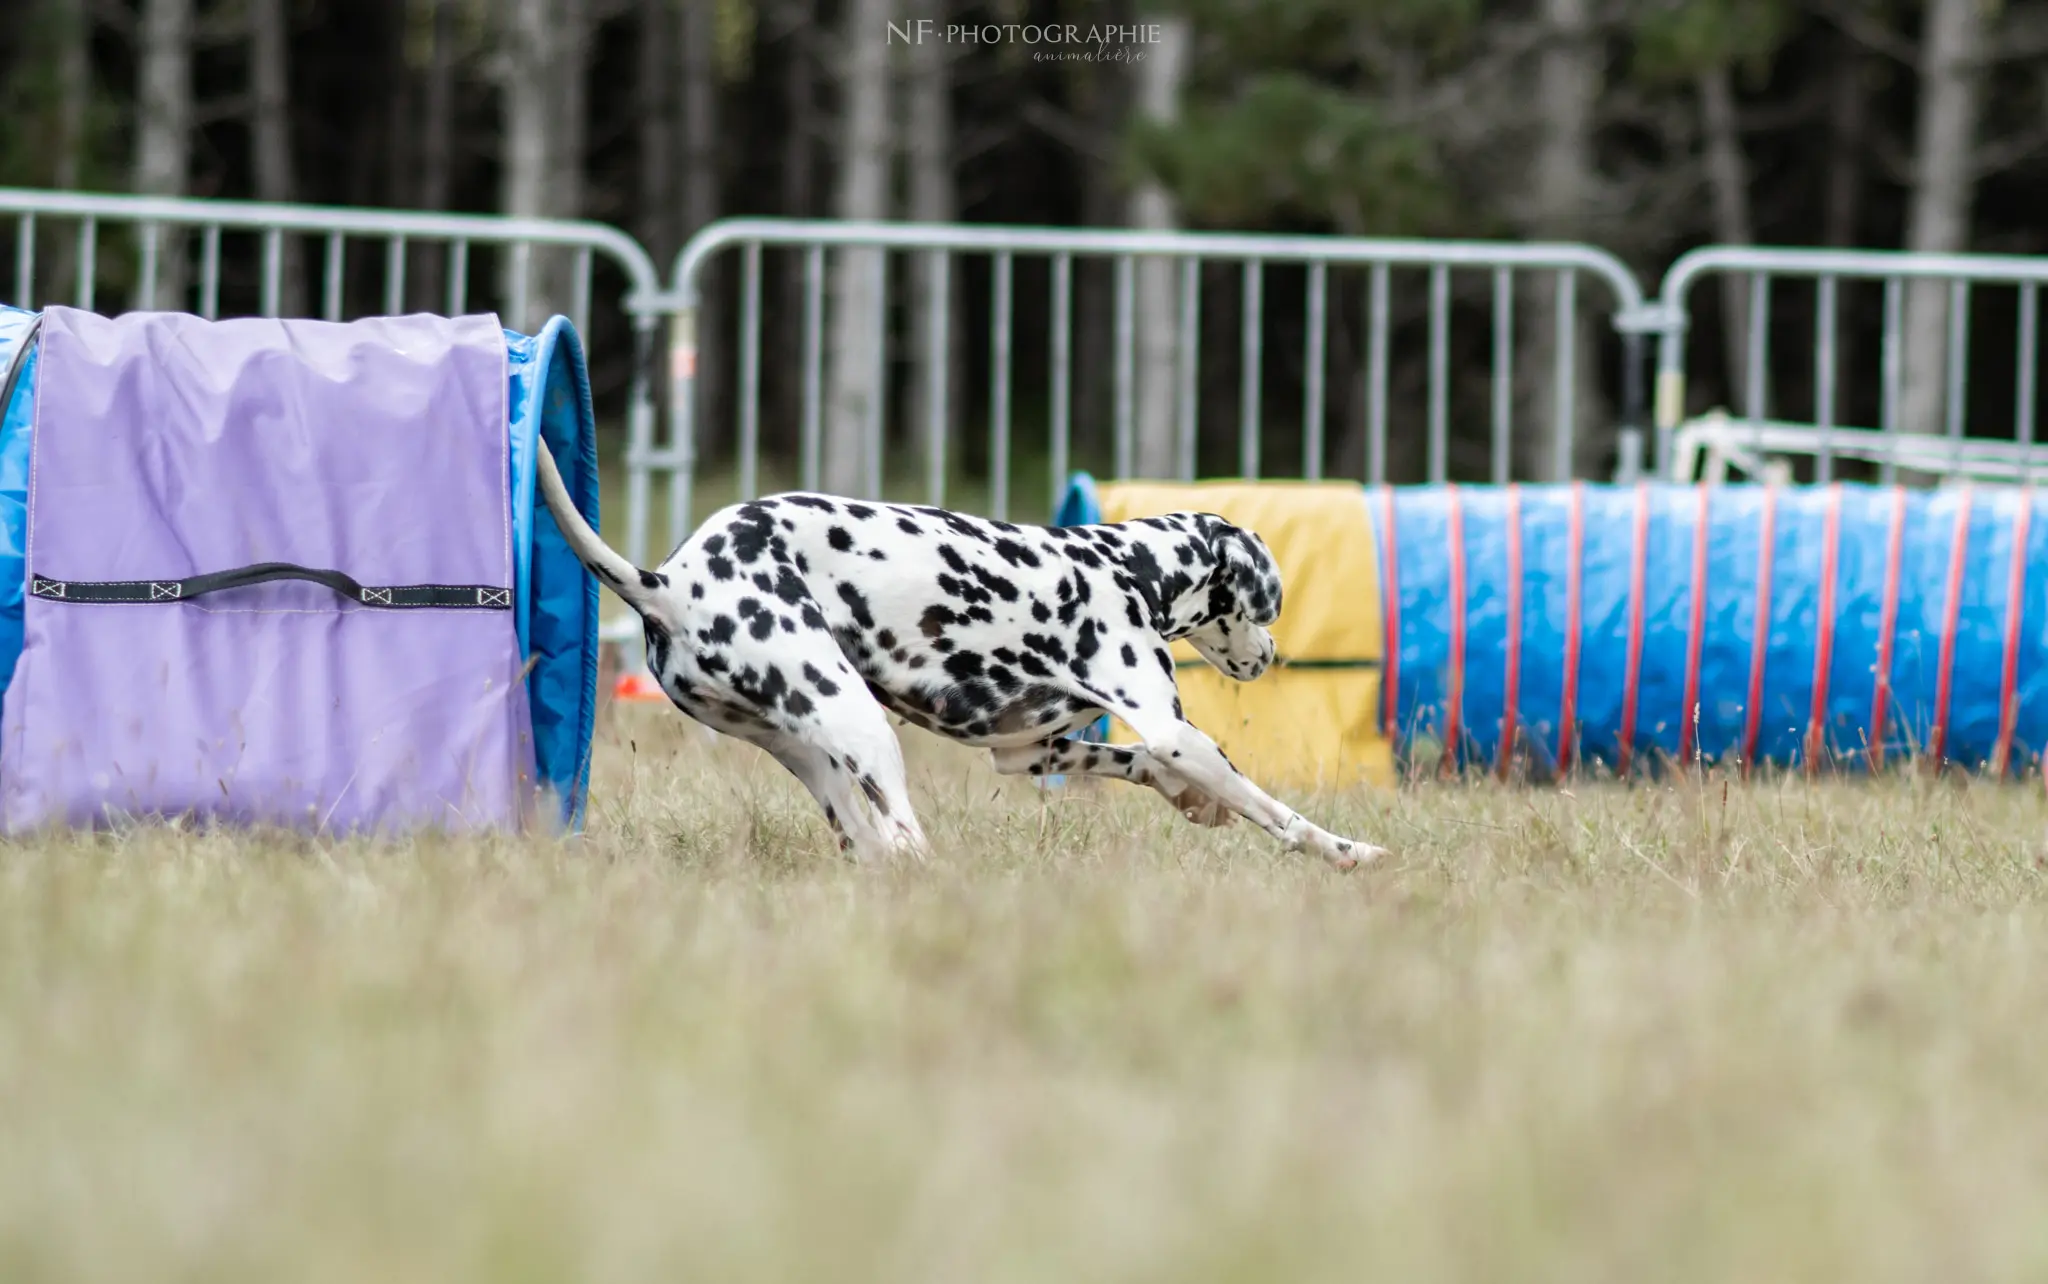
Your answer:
1197,515 -> 1283,626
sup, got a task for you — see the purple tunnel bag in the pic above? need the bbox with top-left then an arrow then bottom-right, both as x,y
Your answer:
0,306 -> 540,834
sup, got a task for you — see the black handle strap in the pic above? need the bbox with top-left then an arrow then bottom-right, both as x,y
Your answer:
31,563 -> 512,610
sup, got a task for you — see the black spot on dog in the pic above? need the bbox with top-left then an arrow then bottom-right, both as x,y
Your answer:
752,572 -> 775,593
690,583 -> 705,600
1121,643 -> 1137,668
1076,619 -> 1101,661
786,495 -> 836,512
970,565 -> 1020,603
784,690 -> 814,717
749,612 -> 775,641
704,534 -> 727,556
943,652 -> 985,681
705,615 -> 737,645
993,538 -> 1041,569
1156,648 -> 1175,677
802,663 -> 840,696
837,582 -> 875,630
938,544 -> 970,575
1023,633 -> 1068,665
828,526 -> 855,552
921,605 -> 959,638
707,555 -> 735,581
728,506 -> 777,563
1018,653 -> 1050,679
937,574 -> 991,607
591,562 -> 623,586
869,549 -> 887,561
1031,599 -> 1051,624
800,603 -> 828,631
858,774 -> 889,813
965,606 -> 994,626
897,518 -> 922,536
847,504 -> 877,521
772,567 -> 807,605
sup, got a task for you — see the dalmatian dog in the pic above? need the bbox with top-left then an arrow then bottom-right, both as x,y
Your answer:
536,442 -> 1385,872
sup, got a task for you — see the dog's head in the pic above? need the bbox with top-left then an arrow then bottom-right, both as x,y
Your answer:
1128,513 -> 1283,682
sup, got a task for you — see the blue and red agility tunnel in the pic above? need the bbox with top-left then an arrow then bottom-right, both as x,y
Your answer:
1374,482 -> 2048,776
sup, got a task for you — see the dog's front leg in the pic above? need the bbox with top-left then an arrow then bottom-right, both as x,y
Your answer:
1112,701 -> 1387,872
989,739 -> 1236,828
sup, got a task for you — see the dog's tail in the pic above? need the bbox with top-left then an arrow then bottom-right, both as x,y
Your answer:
535,438 -> 676,630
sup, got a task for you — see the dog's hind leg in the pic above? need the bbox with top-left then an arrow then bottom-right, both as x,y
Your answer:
990,738 -> 1236,828
771,691 -> 930,864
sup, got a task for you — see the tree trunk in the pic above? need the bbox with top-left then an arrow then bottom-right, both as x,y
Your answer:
419,0 -> 457,306
1901,0 -> 1987,442
776,0 -> 816,460
1823,38 -> 1866,249
679,0 -> 725,458
903,12 -> 958,485
637,0 -> 676,264
1823,34 -> 1868,428
250,0 -> 306,316
1517,0 -> 1604,482
49,0 -> 90,305
1068,26 -> 1131,471
1698,65 -> 1755,414
135,0 -> 194,311
1128,16 -> 1190,479
824,0 -> 893,498
53,0 -> 88,191
497,0 -> 588,329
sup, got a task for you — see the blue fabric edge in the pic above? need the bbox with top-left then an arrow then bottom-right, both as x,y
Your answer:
517,315 -> 602,834
0,304 -> 37,736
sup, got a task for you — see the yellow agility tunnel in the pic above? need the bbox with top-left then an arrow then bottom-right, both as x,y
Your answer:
1052,473 -> 1396,790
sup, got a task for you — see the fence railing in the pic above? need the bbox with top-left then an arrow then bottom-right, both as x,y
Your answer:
0,187 -> 670,567
660,218 -> 1654,545
13,189 -> 2048,665
1650,245 -> 2048,484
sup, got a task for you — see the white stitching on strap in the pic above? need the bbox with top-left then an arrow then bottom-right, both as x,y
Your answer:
151,582 -> 180,600
362,587 -> 394,606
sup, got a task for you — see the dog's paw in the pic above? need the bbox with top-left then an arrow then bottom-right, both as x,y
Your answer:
1323,837 -> 1388,873
1288,820 -> 1386,873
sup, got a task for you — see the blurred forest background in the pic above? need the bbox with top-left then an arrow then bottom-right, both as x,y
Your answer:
3,0 -> 2048,491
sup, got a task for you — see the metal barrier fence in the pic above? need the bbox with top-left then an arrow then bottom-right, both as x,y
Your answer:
1650,246 -> 2048,484
660,218 -> 1654,546
0,186 -> 668,536
15,191 -> 2048,656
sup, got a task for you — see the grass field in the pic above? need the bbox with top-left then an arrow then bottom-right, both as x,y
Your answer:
5,704 -> 2048,1283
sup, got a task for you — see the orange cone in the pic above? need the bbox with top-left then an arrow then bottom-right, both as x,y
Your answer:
612,669 -> 667,702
